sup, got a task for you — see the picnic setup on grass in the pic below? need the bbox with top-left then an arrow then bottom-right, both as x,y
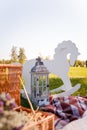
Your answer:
0,40 -> 87,130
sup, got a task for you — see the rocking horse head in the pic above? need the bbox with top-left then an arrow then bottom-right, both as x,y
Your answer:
53,40 -> 80,66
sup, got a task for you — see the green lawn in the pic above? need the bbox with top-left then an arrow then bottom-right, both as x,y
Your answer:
21,67 -> 87,108
69,67 -> 87,78
49,67 -> 87,96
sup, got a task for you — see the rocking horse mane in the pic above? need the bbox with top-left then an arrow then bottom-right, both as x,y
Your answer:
53,40 -> 80,66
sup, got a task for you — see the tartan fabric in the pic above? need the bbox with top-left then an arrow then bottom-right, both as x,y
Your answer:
40,96 -> 87,129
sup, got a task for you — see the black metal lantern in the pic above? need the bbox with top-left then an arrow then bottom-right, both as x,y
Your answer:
30,57 -> 49,105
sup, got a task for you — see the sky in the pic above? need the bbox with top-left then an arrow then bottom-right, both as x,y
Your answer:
0,0 -> 87,61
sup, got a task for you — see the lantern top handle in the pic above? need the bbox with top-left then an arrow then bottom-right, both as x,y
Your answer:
35,56 -> 43,66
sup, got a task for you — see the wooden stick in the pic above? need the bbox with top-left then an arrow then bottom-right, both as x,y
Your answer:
18,75 -> 35,114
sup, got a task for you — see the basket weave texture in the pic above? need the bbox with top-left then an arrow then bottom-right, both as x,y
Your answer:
0,64 -> 22,105
15,106 -> 54,130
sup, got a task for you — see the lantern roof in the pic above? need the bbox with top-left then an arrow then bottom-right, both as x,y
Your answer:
31,57 -> 49,73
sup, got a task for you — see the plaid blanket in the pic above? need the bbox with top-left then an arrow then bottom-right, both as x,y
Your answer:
40,96 -> 87,129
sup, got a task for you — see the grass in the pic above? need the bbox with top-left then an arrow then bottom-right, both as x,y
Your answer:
21,67 -> 87,107
49,77 -> 87,96
69,67 -> 87,77
49,67 -> 87,96
20,95 -> 37,109
71,78 -> 87,96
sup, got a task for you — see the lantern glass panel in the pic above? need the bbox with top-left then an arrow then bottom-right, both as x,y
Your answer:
38,76 -> 42,86
34,75 -> 36,86
34,87 -> 36,97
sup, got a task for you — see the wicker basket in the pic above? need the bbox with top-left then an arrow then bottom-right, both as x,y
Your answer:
15,106 -> 54,130
0,64 -> 22,105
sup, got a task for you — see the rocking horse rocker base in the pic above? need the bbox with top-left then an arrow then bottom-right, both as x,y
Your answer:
51,84 -> 81,98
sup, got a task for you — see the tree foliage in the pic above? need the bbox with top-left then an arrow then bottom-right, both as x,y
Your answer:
10,46 -> 18,62
18,48 -> 27,64
74,60 -> 85,67
10,46 -> 27,64
85,60 -> 87,67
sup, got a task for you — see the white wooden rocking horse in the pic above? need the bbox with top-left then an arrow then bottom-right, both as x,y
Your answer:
22,40 -> 80,98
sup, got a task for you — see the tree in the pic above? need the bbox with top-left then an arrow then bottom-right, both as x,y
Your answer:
86,60 -> 87,67
18,48 -> 27,64
74,60 -> 85,67
10,46 -> 18,62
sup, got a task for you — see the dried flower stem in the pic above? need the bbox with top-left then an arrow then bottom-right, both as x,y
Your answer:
18,76 -> 35,115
